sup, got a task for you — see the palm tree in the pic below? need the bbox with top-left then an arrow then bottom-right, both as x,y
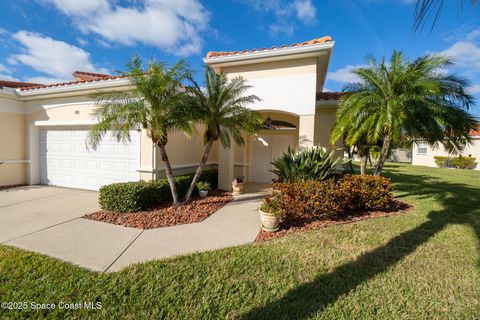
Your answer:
87,56 -> 194,205
414,0 -> 477,31
331,51 -> 478,176
182,66 -> 263,203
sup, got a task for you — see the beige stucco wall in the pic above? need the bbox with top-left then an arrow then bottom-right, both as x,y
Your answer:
0,111 -> 27,186
155,126 -> 219,178
412,139 -> 480,170
314,105 -> 343,156
0,163 -> 26,186
314,106 -> 336,147
221,58 -> 318,78
220,58 -> 317,116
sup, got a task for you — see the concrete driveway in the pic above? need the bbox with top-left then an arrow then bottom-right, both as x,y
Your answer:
0,185 -> 263,272
0,185 -> 100,243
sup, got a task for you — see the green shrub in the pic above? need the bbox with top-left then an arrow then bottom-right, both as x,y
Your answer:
274,175 -> 393,221
434,156 -> 451,168
196,181 -> 211,191
99,169 -> 218,213
451,156 -> 476,169
434,156 -> 476,169
270,146 -> 348,182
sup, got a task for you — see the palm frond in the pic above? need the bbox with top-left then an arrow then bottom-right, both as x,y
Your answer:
414,0 -> 477,31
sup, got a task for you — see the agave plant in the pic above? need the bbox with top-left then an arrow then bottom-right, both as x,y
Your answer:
270,147 -> 348,182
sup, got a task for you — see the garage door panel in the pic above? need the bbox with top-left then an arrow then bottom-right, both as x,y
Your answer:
40,128 -> 140,190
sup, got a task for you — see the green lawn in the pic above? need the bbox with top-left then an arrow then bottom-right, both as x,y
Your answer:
1,163 -> 479,319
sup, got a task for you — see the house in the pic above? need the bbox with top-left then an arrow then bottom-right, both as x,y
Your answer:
411,126 -> 480,170
0,36 -> 341,191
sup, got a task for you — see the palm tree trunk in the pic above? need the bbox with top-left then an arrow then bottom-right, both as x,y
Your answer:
346,147 -> 355,173
360,156 -> 367,175
357,147 -> 367,175
158,143 -> 179,205
374,135 -> 391,176
183,139 -> 214,204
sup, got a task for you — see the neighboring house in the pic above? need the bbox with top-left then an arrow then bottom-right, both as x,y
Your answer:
0,36 -> 340,191
388,148 -> 412,163
411,127 -> 480,170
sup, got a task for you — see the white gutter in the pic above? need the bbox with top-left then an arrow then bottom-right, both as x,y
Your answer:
0,88 -> 22,100
34,120 -> 98,126
204,41 -> 335,65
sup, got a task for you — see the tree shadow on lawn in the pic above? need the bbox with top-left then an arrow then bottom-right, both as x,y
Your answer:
241,167 -> 480,319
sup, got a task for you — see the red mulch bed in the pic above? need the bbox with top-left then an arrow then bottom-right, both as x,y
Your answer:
84,190 -> 233,229
255,200 -> 413,242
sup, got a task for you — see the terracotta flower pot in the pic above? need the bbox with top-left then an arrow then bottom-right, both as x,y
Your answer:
199,190 -> 208,198
232,182 -> 245,194
259,209 -> 280,232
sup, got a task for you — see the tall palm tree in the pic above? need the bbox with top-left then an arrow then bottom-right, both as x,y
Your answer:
331,51 -> 478,176
87,56 -> 194,205
183,66 -> 263,203
414,0 -> 477,31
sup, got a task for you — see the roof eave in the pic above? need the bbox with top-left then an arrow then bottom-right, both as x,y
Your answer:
14,78 -> 131,99
0,87 -> 22,100
203,41 -> 335,67
316,99 -> 339,107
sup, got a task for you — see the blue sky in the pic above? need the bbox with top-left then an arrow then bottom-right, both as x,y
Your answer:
1,0 -> 479,116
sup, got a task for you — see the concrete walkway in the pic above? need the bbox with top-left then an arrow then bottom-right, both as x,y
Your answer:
1,186 -> 267,272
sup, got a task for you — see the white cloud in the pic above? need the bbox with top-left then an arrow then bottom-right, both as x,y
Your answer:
328,64 -> 366,84
24,76 -> 70,84
0,64 -> 12,74
43,0 -> 210,56
467,84 -> 480,94
0,64 -> 17,81
43,0 -> 109,16
293,0 -> 316,24
0,74 -> 18,81
439,41 -> 480,71
9,31 -> 107,82
76,37 -> 89,46
237,0 -> 317,36
269,22 -> 295,37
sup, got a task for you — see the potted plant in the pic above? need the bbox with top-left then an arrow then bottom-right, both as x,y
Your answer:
196,181 -> 211,198
259,195 -> 281,232
232,176 -> 245,194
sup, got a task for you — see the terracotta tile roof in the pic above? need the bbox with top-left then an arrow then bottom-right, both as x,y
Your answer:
72,71 -> 112,81
470,125 -> 480,136
206,36 -> 333,59
316,91 -> 342,101
0,80 -> 42,89
18,75 -> 123,91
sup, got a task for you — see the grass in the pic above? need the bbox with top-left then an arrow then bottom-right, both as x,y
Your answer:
0,163 -> 479,319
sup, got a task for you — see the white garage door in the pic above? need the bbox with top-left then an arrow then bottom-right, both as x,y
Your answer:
40,127 -> 140,190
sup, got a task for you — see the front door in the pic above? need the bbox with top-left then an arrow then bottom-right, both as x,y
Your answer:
249,135 -> 296,183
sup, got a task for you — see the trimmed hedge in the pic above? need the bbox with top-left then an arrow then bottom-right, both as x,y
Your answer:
434,156 -> 476,169
274,175 -> 393,221
99,169 -> 218,213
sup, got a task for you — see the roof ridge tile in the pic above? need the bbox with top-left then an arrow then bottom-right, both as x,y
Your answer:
206,35 -> 332,59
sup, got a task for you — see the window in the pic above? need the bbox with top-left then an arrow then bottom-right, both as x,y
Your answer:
417,142 -> 428,155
